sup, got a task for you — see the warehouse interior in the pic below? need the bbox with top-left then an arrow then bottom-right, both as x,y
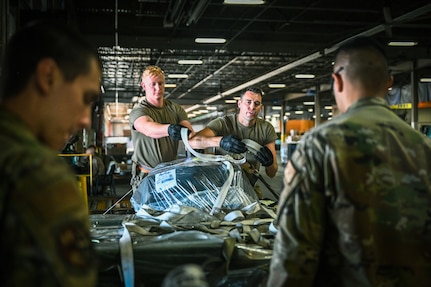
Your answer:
2,1 -> 431,286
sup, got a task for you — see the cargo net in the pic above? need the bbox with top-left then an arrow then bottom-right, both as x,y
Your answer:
130,158 -> 260,216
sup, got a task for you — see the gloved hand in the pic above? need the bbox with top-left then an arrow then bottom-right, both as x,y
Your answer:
256,146 -> 273,167
219,135 -> 247,154
168,124 -> 190,140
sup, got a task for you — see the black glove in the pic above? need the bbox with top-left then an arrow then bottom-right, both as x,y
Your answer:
220,135 -> 247,154
256,146 -> 273,167
168,124 -> 190,141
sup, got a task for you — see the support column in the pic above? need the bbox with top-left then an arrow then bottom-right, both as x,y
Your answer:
411,61 -> 418,130
0,0 -> 9,58
315,82 -> 322,127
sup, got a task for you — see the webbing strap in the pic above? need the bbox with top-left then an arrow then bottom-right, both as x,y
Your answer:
181,128 -> 246,165
119,222 -> 134,287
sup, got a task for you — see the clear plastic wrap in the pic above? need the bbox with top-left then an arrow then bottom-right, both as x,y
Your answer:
130,158 -> 259,214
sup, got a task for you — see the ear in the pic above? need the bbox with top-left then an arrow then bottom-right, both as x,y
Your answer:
387,75 -> 394,90
332,72 -> 343,94
35,58 -> 58,95
237,100 -> 241,109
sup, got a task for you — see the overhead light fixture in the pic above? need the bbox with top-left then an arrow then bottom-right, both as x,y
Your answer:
303,101 -> 315,105
387,41 -> 418,47
168,74 -> 189,79
178,59 -> 203,65
195,38 -> 226,44
268,83 -> 286,88
294,111 -> 304,114
206,106 -> 217,110
224,0 -> 265,4
185,104 -> 201,113
272,106 -> 282,110
295,74 -> 315,79
203,94 -> 222,104
164,83 -> 177,88
225,99 -> 237,104
420,78 -> 431,82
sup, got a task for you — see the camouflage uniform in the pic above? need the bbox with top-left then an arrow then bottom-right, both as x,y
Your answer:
0,108 -> 98,287
268,97 -> 431,287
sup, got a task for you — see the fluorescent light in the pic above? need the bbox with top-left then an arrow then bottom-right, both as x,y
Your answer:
225,99 -> 237,104
185,104 -> 201,113
303,101 -> 315,105
164,83 -> 177,88
295,74 -> 315,79
195,38 -> 226,44
387,41 -> 418,47
268,83 -> 286,88
294,111 -> 304,114
420,78 -> 431,82
272,106 -> 282,110
178,59 -> 203,65
168,74 -> 189,79
203,94 -> 222,104
224,0 -> 265,4
324,106 -> 333,110
206,106 -> 217,110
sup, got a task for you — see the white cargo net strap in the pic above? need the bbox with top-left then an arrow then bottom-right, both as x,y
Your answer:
241,139 -> 263,156
119,221 -> 135,287
181,128 -> 268,215
181,128 -> 246,165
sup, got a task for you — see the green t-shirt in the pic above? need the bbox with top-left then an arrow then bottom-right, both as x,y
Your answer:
206,113 -> 278,165
129,98 -> 188,168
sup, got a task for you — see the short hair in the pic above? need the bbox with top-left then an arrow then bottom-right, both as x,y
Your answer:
335,36 -> 387,61
0,20 -> 102,100
334,36 -> 390,91
240,86 -> 264,98
141,65 -> 165,81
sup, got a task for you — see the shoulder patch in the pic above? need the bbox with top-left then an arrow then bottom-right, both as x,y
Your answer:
56,220 -> 96,272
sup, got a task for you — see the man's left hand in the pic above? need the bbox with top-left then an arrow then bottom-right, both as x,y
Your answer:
256,146 -> 273,167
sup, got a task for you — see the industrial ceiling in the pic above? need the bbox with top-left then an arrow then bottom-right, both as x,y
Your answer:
7,0 -> 431,118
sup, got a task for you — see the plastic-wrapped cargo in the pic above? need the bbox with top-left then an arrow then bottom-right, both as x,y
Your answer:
130,158 -> 260,215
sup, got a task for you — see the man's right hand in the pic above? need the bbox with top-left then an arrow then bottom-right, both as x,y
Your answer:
168,124 -> 189,140
220,135 -> 247,154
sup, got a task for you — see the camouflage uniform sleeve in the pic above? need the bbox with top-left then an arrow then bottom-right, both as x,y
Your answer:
267,135 -> 327,286
3,153 -> 98,287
